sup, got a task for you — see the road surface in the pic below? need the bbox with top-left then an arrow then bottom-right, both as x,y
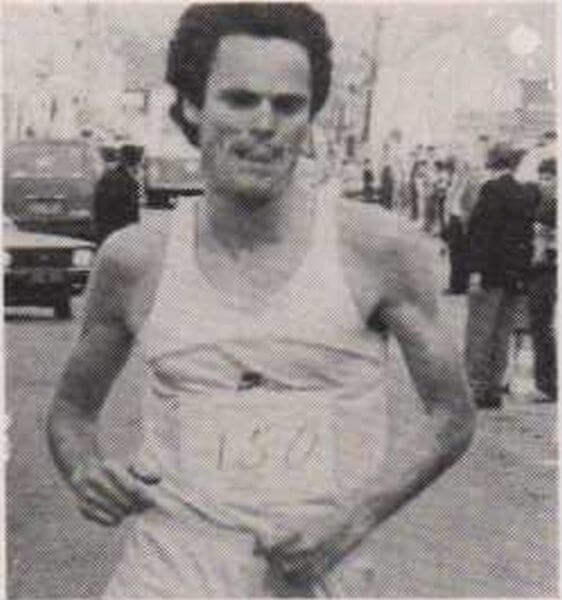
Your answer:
5,226 -> 558,598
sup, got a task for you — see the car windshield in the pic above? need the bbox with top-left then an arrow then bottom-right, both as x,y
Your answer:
6,144 -> 88,179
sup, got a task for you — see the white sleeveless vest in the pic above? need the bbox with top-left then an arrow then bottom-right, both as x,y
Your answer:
135,191 -> 389,543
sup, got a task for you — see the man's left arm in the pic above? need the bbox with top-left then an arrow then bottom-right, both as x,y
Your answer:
262,227 -> 475,584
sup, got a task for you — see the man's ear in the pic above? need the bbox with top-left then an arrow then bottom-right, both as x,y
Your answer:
181,98 -> 201,126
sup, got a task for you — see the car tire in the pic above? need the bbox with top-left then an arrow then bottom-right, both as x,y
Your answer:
53,295 -> 72,320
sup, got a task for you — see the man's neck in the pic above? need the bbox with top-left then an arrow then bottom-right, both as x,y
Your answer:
198,183 -> 312,255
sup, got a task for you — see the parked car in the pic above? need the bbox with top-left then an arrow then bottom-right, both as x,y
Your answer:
3,217 -> 96,319
144,155 -> 203,208
4,139 -> 103,241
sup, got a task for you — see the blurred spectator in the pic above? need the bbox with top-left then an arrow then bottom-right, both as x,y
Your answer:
462,135 -> 492,213
442,159 -> 472,294
388,131 -> 406,211
100,146 -> 120,170
409,159 -> 433,227
407,157 -> 421,221
464,143 -> 537,409
378,143 -> 394,210
362,158 -> 376,203
528,158 -> 557,402
425,159 -> 453,236
425,145 -> 438,183
93,144 -> 143,245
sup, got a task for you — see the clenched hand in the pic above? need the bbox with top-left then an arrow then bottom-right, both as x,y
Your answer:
69,459 -> 161,527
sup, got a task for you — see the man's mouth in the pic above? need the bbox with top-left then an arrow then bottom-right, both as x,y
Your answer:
233,145 -> 284,164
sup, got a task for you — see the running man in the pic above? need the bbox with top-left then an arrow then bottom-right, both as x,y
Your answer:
48,4 -> 474,597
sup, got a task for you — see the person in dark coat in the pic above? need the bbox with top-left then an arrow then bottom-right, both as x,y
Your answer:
464,143 -> 538,409
442,159 -> 471,294
362,158 -> 376,203
428,159 -> 453,237
378,143 -> 394,210
93,144 -> 143,245
528,158 -> 557,402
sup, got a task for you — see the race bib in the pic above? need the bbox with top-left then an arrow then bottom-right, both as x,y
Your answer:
179,391 -> 337,505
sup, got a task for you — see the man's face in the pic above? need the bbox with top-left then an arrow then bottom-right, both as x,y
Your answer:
196,35 -> 312,204
125,164 -> 141,181
539,172 -> 556,199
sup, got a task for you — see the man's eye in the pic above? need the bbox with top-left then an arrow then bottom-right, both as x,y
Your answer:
272,95 -> 308,115
222,90 -> 260,108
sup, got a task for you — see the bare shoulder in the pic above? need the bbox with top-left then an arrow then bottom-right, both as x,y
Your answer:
338,203 -> 436,272
95,217 -> 169,284
337,203 -> 439,315
84,215 -> 171,332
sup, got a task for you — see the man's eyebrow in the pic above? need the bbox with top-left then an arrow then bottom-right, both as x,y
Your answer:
219,89 -> 307,98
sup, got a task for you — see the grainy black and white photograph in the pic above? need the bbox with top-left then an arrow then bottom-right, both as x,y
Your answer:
3,1 -> 558,597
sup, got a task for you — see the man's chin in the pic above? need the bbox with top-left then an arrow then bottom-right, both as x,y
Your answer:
229,176 -> 287,205
235,186 -> 277,207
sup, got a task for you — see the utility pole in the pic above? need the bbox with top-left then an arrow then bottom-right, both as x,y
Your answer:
361,10 -> 383,144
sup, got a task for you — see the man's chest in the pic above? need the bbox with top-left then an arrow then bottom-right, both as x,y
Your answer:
125,212 -> 389,335
197,242 -> 309,304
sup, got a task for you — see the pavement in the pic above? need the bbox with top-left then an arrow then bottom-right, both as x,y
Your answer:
4,221 -> 558,598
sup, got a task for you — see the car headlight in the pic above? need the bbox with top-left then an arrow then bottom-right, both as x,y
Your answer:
72,248 -> 94,268
4,251 -> 12,268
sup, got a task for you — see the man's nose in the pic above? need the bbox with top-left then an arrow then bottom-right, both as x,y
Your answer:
250,99 -> 276,136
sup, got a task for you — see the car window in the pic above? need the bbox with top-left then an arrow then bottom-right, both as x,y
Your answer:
6,144 -> 89,179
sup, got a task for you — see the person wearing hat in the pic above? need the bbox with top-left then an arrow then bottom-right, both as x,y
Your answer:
527,157 -> 557,402
93,144 -> 143,245
464,142 -> 539,409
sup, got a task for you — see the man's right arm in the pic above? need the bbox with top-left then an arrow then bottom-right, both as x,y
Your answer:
47,231 -> 159,526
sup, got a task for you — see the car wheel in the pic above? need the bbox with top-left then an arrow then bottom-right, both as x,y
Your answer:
53,295 -> 72,320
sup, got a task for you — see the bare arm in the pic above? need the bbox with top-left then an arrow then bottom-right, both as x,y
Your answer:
263,209 -> 475,583
47,229 -> 160,526
366,242 -> 474,513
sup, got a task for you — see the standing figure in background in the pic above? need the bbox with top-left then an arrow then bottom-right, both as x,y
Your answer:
406,150 -> 424,222
425,145 -> 438,186
442,159 -> 472,294
378,143 -> 394,210
528,158 -> 557,403
362,157 -> 376,203
99,146 -> 120,171
464,143 -> 537,409
426,160 -> 453,237
93,144 -> 143,245
388,130 -> 406,212
411,160 -> 433,230
463,134 -> 492,218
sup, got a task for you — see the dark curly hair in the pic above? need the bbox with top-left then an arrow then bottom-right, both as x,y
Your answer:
166,3 -> 333,146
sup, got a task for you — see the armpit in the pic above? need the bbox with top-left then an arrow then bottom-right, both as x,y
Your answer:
366,307 -> 388,334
